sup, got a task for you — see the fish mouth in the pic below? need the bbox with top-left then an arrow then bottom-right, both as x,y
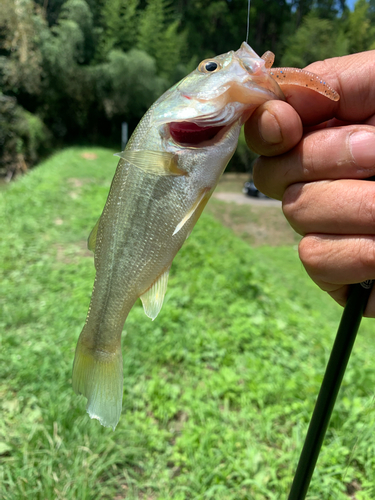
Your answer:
168,121 -> 228,146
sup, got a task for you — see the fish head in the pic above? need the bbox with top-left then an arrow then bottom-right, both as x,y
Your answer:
151,42 -> 285,149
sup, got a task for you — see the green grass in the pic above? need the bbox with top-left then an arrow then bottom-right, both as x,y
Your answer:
1,147 -> 375,499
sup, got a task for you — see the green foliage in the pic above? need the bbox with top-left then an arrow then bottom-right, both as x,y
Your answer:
179,0 -> 232,58
0,95 -> 51,178
98,0 -> 187,81
281,13 -> 348,67
38,0 -> 101,137
1,147 -> 375,498
0,0 -> 44,95
42,18 -> 85,70
16,108 -> 52,163
97,0 -> 139,58
2,0 -> 374,177
137,0 -> 186,80
58,0 -> 96,63
281,0 -> 375,67
95,49 -> 166,122
249,0 -> 292,57
345,0 -> 375,52
312,0 -> 344,19
0,0 -> 189,172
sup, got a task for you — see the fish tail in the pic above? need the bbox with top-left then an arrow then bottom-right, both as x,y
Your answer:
72,338 -> 123,431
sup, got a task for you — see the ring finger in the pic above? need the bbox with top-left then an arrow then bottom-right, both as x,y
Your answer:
283,179 -> 375,236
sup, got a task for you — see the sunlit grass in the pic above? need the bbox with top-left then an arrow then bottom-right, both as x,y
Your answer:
1,147 -> 375,499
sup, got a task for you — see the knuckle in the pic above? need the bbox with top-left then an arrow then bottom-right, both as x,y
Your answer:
252,159 -> 273,197
299,135 -> 321,178
358,236 -> 375,270
282,183 -> 305,232
298,236 -> 322,274
367,191 -> 375,228
353,183 -> 375,230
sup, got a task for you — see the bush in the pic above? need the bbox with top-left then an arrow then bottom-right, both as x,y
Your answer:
0,95 -> 51,179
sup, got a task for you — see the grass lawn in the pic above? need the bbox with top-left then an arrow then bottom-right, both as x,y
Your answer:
1,147 -> 375,499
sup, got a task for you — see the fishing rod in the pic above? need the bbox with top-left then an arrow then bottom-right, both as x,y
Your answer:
287,279 -> 374,500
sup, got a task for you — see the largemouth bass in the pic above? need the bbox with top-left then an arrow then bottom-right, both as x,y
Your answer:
72,42 -> 339,430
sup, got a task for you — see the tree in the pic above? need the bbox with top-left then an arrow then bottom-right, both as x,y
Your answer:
312,0 -> 345,19
345,0 -> 375,53
0,0 -> 45,96
97,0 -> 139,60
281,13 -> 348,67
36,0 -> 121,140
175,0 -> 292,65
0,94 -> 51,179
136,0 -> 186,80
58,0 -> 96,62
95,49 -> 165,127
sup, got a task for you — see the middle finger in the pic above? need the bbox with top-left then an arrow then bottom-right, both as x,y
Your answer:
283,179 -> 375,236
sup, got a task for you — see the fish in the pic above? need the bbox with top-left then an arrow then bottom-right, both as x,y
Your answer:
72,42 -> 340,430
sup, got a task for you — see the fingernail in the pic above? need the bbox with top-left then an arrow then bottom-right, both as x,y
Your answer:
349,131 -> 375,168
259,110 -> 282,144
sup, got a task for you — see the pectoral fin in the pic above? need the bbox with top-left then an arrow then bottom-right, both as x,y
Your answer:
114,150 -> 186,176
88,218 -> 100,252
173,188 -> 211,236
140,267 -> 170,320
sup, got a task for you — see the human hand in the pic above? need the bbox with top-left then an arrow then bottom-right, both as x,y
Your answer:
245,51 -> 375,316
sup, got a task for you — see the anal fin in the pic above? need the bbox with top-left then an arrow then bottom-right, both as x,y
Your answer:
140,267 -> 170,320
114,150 -> 186,176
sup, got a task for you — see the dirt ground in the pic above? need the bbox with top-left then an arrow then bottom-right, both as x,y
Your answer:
206,173 -> 300,247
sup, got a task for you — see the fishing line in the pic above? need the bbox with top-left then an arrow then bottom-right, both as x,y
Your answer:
246,0 -> 251,44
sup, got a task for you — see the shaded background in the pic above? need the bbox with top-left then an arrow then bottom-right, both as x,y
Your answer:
1,0 -> 375,178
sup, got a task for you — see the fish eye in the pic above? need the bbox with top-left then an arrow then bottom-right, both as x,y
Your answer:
198,59 -> 221,73
205,61 -> 218,72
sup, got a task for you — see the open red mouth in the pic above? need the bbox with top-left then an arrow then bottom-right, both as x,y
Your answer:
169,121 -> 224,146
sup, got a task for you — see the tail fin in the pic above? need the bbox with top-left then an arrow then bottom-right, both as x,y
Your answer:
72,340 -> 123,430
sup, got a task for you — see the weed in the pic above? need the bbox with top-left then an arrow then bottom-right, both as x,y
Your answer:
1,148 -> 375,499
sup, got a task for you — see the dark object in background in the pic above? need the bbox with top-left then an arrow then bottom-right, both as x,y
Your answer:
243,181 -> 268,198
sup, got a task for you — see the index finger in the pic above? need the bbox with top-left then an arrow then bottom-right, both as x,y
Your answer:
278,51 -> 375,124
304,50 -> 375,123
244,65 -> 339,157
245,51 -> 375,158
